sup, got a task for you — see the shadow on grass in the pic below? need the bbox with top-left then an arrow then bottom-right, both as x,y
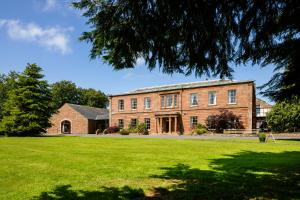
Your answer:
32,185 -> 146,200
33,151 -> 300,200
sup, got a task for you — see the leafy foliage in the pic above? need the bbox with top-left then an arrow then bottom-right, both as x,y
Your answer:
73,0 -> 300,100
195,123 -> 208,135
0,71 -> 19,120
119,128 -> 130,135
258,133 -> 267,143
0,64 -> 56,136
51,80 -> 108,109
103,126 -> 120,134
51,80 -> 81,109
206,110 -> 244,133
266,97 -> 300,132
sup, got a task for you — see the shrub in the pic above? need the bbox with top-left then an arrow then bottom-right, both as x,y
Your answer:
194,123 -> 208,135
119,128 -> 130,135
196,128 -> 207,135
103,126 -> 119,134
136,123 -> 148,135
206,110 -> 244,133
258,133 -> 267,143
266,96 -> 300,132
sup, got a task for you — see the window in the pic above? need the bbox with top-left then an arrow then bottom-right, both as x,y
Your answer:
208,91 -> 216,105
130,119 -> 138,128
161,96 -> 165,108
228,90 -> 236,104
118,119 -> 124,129
190,93 -> 198,106
131,98 -> 137,110
190,116 -> 198,128
161,94 -> 178,108
144,118 -> 150,129
166,94 -> 173,107
118,99 -> 124,110
174,94 -> 178,107
144,97 -> 151,109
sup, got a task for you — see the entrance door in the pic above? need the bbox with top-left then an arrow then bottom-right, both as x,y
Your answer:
164,118 -> 170,133
61,120 -> 71,134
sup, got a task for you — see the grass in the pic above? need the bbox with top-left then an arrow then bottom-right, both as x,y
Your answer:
0,136 -> 299,199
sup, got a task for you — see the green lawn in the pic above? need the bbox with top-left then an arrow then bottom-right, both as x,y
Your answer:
0,137 -> 299,199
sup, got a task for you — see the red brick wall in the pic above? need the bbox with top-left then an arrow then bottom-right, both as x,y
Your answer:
110,82 -> 255,134
47,104 -> 89,134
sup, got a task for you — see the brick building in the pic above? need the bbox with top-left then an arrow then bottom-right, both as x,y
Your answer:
109,80 -> 256,134
47,103 -> 109,134
256,98 -> 273,129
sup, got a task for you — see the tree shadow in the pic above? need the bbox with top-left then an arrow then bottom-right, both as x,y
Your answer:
33,151 -> 300,200
32,185 -> 147,200
151,151 -> 300,199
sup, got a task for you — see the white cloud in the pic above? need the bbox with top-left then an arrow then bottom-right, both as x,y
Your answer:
0,19 -> 72,54
42,0 -> 59,11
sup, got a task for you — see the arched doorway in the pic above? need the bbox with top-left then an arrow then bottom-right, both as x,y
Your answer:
61,120 -> 71,134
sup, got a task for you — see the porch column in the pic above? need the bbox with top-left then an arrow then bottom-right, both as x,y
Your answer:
159,117 -> 162,133
169,117 -> 172,134
155,118 -> 158,133
174,116 -> 177,134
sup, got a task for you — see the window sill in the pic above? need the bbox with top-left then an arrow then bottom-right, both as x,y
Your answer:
227,103 -> 237,105
190,105 -> 198,107
208,104 -> 217,106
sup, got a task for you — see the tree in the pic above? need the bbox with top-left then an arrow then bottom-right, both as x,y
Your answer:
206,110 -> 244,133
73,0 -> 299,101
0,71 -> 19,120
0,64 -> 55,136
51,80 -> 81,109
50,81 -> 108,109
78,88 -> 108,108
266,97 -> 300,132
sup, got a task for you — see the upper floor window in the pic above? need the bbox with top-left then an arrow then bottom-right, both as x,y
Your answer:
228,90 -> 236,104
208,91 -> 216,105
130,118 -> 138,128
118,119 -> 124,129
144,118 -> 151,130
161,94 -> 178,108
190,93 -> 198,106
118,99 -> 124,111
144,97 -> 151,109
131,98 -> 137,110
190,116 -> 198,128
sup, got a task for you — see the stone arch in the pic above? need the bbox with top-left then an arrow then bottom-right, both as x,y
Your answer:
61,120 -> 71,134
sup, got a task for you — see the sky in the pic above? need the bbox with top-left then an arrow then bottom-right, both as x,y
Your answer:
0,0 -> 275,103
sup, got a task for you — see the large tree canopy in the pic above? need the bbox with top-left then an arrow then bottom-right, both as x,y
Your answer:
51,80 -> 108,109
0,64 -> 55,136
73,0 -> 299,101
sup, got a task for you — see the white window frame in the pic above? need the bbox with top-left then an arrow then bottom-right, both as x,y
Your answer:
118,99 -> 124,111
228,90 -> 236,104
190,116 -> 198,128
166,94 -> 173,108
208,91 -> 216,105
131,118 -> 138,128
161,96 -> 165,108
131,98 -> 137,110
144,97 -> 151,109
190,93 -> 198,106
144,118 -> 151,130
118,119 -> 124,129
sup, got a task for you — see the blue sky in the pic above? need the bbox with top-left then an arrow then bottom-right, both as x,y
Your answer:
0,0 -> 275,102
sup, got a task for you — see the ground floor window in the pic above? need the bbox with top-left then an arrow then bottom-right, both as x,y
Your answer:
144,118 -> 150,130
118,119 -> 124,129
131,119 -> 138,128
190,116 -> 198,128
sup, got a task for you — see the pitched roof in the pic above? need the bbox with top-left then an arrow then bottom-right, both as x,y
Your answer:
256,98 -> 273,108
67,103 -> 109,120
111,79 -> 254,96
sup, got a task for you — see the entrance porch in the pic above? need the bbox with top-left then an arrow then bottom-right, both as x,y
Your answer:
155,113 -> 181,134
